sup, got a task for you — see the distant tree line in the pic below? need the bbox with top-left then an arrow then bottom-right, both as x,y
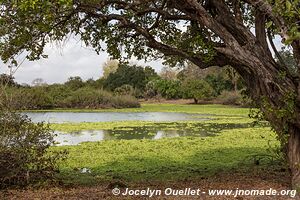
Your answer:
100,60 -> 247,104
6,50 -> 295,109
0,73 -> 140,110
0,60 -> 252,109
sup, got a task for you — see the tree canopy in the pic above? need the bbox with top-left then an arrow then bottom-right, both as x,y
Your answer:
0,1 -> 299,79
103,63 -> 158,91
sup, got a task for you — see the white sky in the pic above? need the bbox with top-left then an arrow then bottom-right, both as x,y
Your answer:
0,33 -> 283,85
0,37 -> 165,85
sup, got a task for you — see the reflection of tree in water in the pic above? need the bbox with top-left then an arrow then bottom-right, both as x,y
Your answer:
100,122 -> 262,140
99,130 -> 114,141
103,128 -> 154,140
54,122 -> 268,145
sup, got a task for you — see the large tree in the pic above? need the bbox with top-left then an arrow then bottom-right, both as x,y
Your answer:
0,0 -> 300,187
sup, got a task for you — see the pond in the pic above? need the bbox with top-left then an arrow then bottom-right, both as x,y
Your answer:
25,112 -> 211,123
24,112 -> 254,146
53,122 -> 255,146
54,129 -> 207,146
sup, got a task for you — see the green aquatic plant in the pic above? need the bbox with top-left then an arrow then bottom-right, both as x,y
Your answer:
53,127 -> 280,185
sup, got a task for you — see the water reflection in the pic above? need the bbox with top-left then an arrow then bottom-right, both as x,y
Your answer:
54,123 -> 257,146
24,112 -> 211,123
54,129 -> 187,146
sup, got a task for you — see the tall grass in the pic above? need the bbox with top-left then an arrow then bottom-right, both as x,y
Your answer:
2,87 -> 140,110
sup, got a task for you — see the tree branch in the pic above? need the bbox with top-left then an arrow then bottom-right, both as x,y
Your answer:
255,10 -> 272,57
78,6 -> 229,69
243,0 -> 289,41
267,30 -> 285,67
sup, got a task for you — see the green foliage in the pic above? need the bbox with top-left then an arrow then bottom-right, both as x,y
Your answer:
204,74 -> 232,96
114,84 -> 134,96
249,92 -> 297,157
0,111 -> 67,188
0,1 -> 220,68
217,91 -> 243,105
0,74 -> 17,87
0,73 -> 141,110
104,63 -> 157,92
153,79 -> 182,99
65,76 -> 84,90
110,95 -> 141,109
272,0 -> 300,44
181,79 -> 213,103
56,87 -> 140,109
47,84 -> 72,106
5,87 -> 54,110
276,49 -> 298,76
144,66 -> 159,81
144,81 -> 158,99
54,124 -> 279,184
2,85 -> 140,110
178,65 -> 241,97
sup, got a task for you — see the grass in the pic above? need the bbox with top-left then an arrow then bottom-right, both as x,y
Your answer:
49,103 -> 256,132
46,104 -> 281,186
50,119 -> 257,133
53,127 -> 280,185
28,103 -> 252,115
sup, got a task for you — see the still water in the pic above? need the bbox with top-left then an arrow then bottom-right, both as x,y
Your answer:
24,112 -> 252,146
53,122 -> 253,146
25,112 -> 211,123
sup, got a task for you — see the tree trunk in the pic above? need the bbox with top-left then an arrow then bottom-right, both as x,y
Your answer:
234,79 -> 238,92
193,98 -> 198,104
176,0 -> 300,188
288,126 -> 300,189
231,50 -> 300,188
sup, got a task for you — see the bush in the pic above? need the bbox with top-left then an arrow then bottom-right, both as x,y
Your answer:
204,74 -> 232,96
181,79 -> 214,104
153,79 -> 182,99
4,87 -> 54,110
104,64 -> 148,91
111,95 -> 141,108
2,86 -> 140,110
61,88 -> 140,109
0,111 -> 67,188
217,91 -> 242,105
144,81 -> 157,99
114,84 -> 134,96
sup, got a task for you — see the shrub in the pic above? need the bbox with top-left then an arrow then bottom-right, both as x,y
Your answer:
1,86 -> 140,110
4,87 -> 53,110
65,76 -> 84,90
204,74 -> 232,96
181,79 -> 214,104
153,79 -> 182,99
104,64 -> 147,91
114,84 -> 134,96
217,90 -> 242,105
144,81 -> 158,99
0,111 -> 67,188
111,95 -> 141,108
61,88 -> 140,109
47,84 -> 72,107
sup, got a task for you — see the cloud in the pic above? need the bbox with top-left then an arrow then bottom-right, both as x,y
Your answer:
1,33 -> 283,85
0,37 -> 164,85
